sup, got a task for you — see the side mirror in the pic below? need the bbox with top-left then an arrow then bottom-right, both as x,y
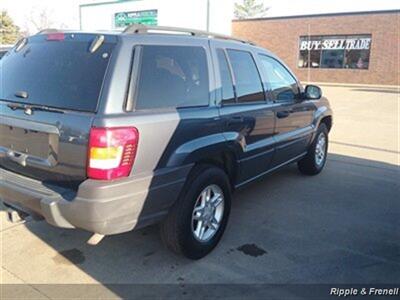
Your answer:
305,85 -> 322,100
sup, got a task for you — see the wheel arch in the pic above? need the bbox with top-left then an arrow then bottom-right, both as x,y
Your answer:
314,104 -> 333,130
166,133 -> 240,188
193,150 -> 238,188
320,115 -> 332,132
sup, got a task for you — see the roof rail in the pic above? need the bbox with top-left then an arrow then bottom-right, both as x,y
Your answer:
36,28 -> 60,34
123,24 -> 255,45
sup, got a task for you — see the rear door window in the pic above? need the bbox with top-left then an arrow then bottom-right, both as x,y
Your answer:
0,34 -> 116,112
226,49 -> 264,103
135,45 -> 209,110
216,49 -> 235,104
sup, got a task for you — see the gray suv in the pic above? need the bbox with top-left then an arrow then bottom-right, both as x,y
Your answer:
0,26 -> 332,259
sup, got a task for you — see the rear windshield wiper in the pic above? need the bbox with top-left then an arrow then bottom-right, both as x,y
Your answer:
7,103 -> 65,114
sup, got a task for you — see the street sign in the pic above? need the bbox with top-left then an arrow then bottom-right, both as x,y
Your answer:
114,10 -> 158,27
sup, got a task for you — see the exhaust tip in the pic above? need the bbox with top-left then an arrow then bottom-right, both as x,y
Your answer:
87,233 -> 105,246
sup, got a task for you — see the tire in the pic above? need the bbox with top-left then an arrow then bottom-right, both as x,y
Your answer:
298,123 -> 328,175
160,164 -> 231,259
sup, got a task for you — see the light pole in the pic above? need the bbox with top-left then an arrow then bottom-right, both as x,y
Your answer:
206,0 -> 210,31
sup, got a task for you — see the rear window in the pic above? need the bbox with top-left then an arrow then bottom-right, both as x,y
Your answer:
0,34 -> 116,112
135,45 -> 209,110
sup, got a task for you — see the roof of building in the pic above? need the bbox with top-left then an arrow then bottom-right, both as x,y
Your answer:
232,9 -> 400,22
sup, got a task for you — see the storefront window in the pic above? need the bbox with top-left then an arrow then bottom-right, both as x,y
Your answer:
344,49 -> 370,69
321,49 -> 344,68
298,35 -> 371,70
298,49 -> 321,68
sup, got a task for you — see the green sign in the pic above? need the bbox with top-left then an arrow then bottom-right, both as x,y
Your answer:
115,10 -> 158,27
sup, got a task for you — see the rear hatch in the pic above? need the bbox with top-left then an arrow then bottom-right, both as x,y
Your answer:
0,32 -> 117,190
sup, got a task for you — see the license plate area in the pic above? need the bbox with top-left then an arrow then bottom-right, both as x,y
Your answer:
0,125 -> 50,158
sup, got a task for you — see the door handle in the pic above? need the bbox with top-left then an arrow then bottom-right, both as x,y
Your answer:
277,111 -> 290,119
227,116 -> 244,126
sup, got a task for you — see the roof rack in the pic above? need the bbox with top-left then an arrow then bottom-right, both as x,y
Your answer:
123,24 -> 255,45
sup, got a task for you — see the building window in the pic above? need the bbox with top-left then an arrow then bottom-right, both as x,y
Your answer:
298,35 -> 371,70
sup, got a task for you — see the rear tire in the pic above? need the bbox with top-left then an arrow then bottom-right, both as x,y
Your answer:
160,165 -> 231,259
298,123 -> 328,175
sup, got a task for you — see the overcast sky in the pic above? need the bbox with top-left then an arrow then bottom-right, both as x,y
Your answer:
2,0 -> 399,34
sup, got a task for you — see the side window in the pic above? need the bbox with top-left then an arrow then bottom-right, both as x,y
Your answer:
226,49 -> 264,103
258,55 -> 299,102
216,49 -> 235,104
135,45 -> 209,109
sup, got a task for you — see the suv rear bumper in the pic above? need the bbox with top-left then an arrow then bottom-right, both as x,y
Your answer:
0,166 -> 191,235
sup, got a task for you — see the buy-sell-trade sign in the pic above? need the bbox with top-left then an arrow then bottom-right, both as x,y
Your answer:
300,36 -> 371,51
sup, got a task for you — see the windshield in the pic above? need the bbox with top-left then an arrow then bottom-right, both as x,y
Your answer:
0,33 -> 117,112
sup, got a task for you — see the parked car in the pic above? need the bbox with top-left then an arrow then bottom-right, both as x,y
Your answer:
0,26 -> 332,259
0,45 -> 14,59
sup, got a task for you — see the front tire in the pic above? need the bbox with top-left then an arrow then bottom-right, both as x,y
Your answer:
298,123 -> 328,175
160,165 -> 231,259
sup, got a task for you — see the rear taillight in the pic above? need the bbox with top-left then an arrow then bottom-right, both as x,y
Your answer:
87,127 -> 139,180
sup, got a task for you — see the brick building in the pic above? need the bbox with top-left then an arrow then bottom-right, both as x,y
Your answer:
232,10 -> 399,86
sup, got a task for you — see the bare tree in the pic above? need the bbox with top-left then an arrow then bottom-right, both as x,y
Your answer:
234,0 -> 269,19
24,7 -> 56,34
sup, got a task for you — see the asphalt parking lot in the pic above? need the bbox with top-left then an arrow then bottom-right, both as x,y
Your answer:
1,85 -> 399,298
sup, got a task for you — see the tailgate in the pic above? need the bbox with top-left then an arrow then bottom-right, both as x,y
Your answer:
0,33 -> 117,189
0,106 -> 94,189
